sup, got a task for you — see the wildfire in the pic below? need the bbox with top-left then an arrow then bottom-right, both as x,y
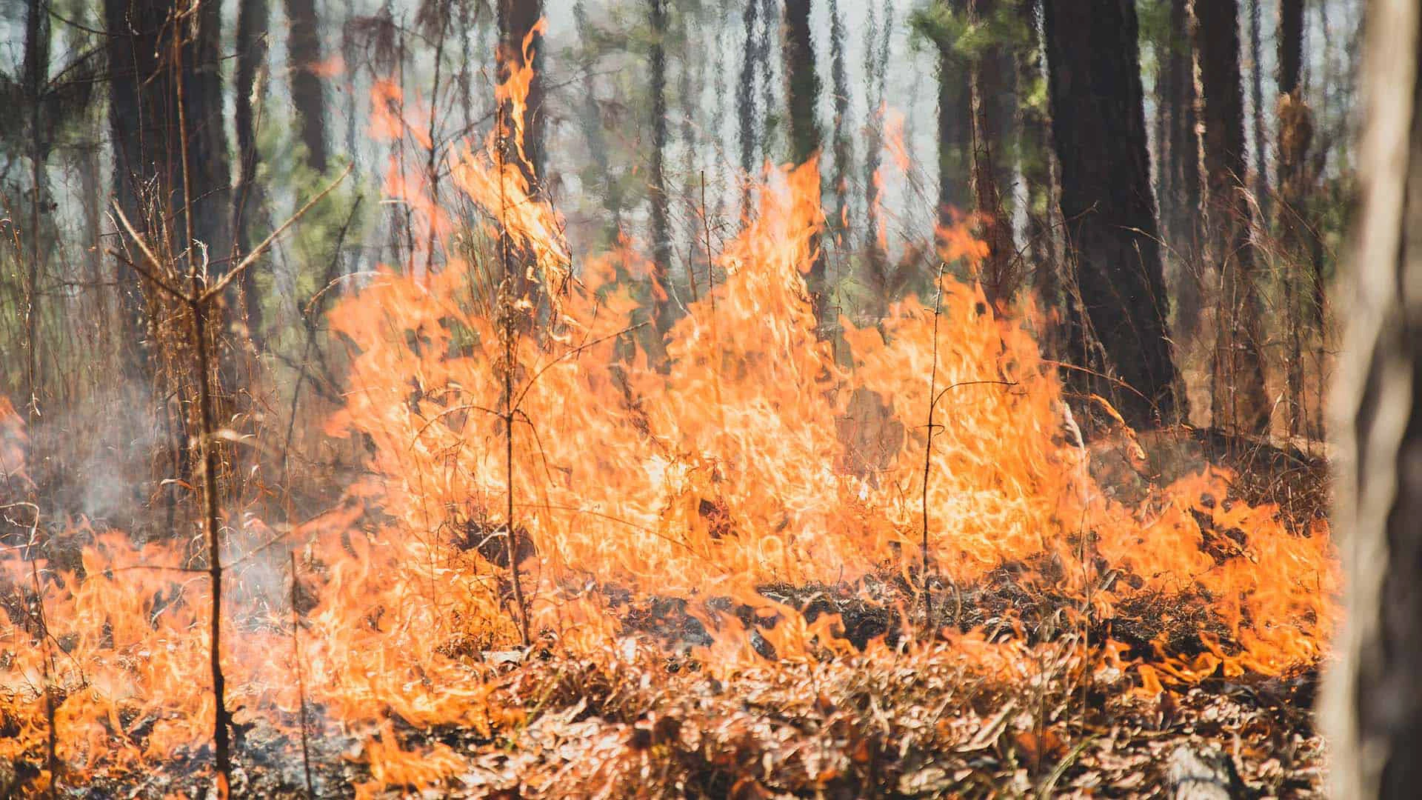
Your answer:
0,23 -> 1337,796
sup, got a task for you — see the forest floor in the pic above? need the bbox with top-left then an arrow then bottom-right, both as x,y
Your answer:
75,581 -> 1327,798
15,428 -> 1331,798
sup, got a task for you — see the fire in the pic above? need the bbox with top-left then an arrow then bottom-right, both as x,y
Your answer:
0,21 -> 1337,795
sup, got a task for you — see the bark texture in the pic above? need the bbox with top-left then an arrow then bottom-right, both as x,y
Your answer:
936,0 -> 973,223
969,0 -> 1019,309
107,0 -> 231,267
1043,0 -> 1180,428
1323,2 -> 1422,796
782,0 -> 829,325
234,0 -> 269,339
1160,0 -> 1205,338
648,0 -> 673,342
285,0 -> 328,174
1193,0 -> 1271,435
1017,0 -> 1055,304
498,0 -> 545,184
1276,0 -> 1319,438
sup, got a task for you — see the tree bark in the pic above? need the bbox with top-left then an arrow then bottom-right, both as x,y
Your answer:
107,0 -> 231,267
783,0 -> 822,166
936,1 -> 973,224
969,0 -> 1019,309
782,0 -> 829,326
498,0 -> 545,184
22,0 -> 50,416
1043,0 -> 1181,429
1161,0 -> 1207,342
1276,0 -> 1317,439
1017,0 -> 1055,304
234,0 -> 269,342
1248,0 -> 1271,225
863,2 -> 894,309
1322,1 -> 1422,795
648,0 -> 673,344
285,0 -> 328,175
1193,0 -> 1271,435
1277,0 -> 1304,98
737,0 -> 759,218
827,0 -> 853,248
496,0 -> 545,306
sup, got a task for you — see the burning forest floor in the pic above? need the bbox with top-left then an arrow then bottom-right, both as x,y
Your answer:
1,428 -> 1332,798
58,592 -> 1327,798
81,633 -> 1324,799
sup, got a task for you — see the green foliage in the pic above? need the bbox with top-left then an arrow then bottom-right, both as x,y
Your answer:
909,1 -> 1029,60
251,107 -> 371,344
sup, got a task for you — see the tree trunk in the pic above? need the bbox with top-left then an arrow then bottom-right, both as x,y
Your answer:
107,0 -> 231,267
969,0 -> 1019,309
1322,1 -> 1422,795
1044,0 -> 1181,429
1193,0 -> 1271,435
498,0 -> 545,184
1248,0 -> 1271,225
22,0 -> 50,415
285,0 -> 328,175
648,0 -> 673,344
737,0 -> 759,218
758,0 -> 777,163
234,0 -> 269,342
1161,0 -> 1206,339
937,1 -> 973,225
1277,0 -> 1304,98
1276,0 -> 1318,438
864,2 -> 894,311
496,0 -> 545,305
827,0 -> 852,248
782,0 -> 829,326
783,0 -> 822,166
1017,0 -> 1055,302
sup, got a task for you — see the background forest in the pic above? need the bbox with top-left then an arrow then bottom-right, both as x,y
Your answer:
0,0 -> 1371,796
0,0 -> 1361,530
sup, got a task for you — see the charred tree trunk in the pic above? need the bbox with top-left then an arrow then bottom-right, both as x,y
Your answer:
1323,1 -> 1422,795
783,0 -> 822,166
648,0 -> 674,344
496,0 -> 545,305
185,0 -> 231,268
1193,0 -> 1271,435
234,0 -> 269,342
827,0 -> 853,250
1044,0 -> 1181,429
498,0 -> 545,184
969,0 -> 1019,309
936,1 -> 973,226
782,0 -> 829,327
285,0 -> 328,175
738,0 -> 759,218
107,0 -> 232,344
1161,0 -> 1206,339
